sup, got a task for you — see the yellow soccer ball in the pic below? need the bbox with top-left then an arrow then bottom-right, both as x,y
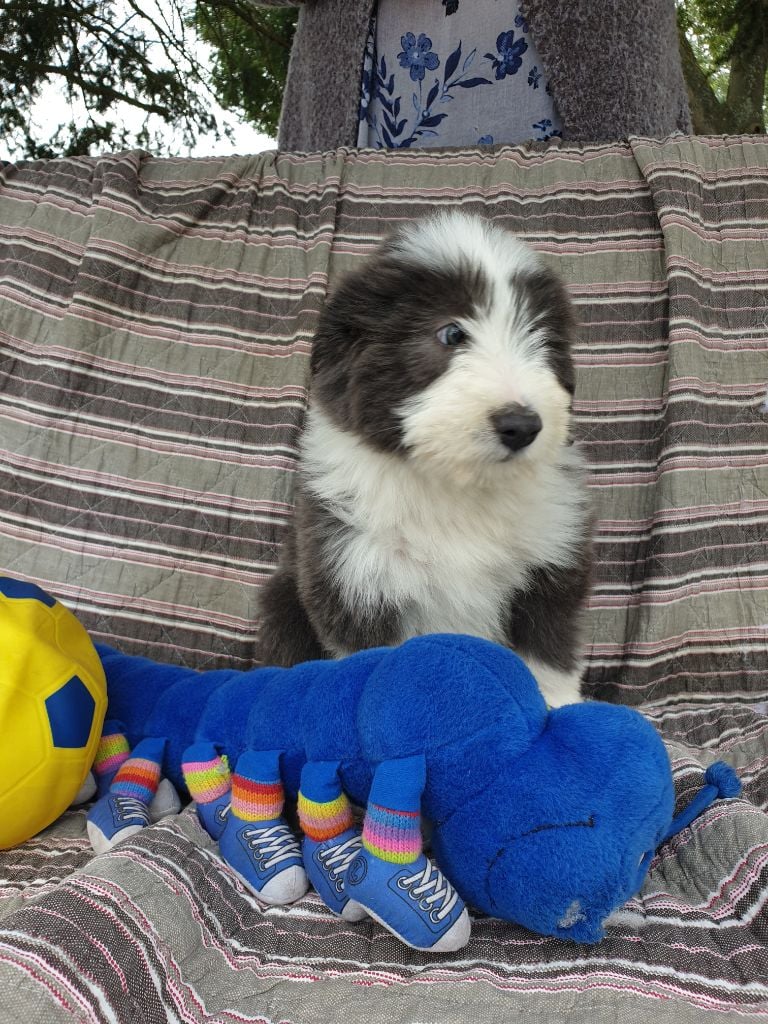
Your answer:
0,578 -> 107,849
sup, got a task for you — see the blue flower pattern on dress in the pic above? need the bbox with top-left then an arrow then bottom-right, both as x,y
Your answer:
532,118 -> 562,141
366,41 -> 492,148
358,2 -> 562,149
485,30 -> 528,81
398,32 -> 440,82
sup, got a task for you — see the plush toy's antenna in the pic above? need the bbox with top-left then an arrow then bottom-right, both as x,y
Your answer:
660,761 -> 741,846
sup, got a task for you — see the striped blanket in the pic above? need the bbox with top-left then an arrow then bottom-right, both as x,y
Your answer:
0,136 -> 767,1022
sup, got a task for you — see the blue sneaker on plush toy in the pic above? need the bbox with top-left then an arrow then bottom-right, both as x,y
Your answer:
0,575 -> 741,951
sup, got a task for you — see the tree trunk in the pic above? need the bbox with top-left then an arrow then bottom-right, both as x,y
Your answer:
678,2 -> 768,135
725,10 -> 768,133
677,22 -> 733,133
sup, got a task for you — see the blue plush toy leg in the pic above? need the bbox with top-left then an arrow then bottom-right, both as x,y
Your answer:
298,760 -> 367,922
181,742 -> 232,840
342,756 -> 471,953
362,755 -> 426,861
217,751 -> 308,906
86,737 -> 167,854
88,717 -> 180,823
93,719 -> 131,797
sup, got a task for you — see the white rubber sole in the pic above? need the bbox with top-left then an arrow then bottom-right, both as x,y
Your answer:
87,821 -> 144,855
352,899 -> 472,953
226,862 -> 308,906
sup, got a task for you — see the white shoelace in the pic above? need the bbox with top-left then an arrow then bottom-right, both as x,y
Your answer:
320,834 -> 363,878
399,860 -> 459,921
114,795 -> 149,820
243,824 -> 300,870
214,801 -> 231,826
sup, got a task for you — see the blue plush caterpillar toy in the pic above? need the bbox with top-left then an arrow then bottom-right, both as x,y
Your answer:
0,577 -> 741,953
92,632 -> 740,952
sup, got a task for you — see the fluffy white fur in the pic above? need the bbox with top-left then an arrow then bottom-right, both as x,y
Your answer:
390,210 -> 541,280
301,410 -> 588,708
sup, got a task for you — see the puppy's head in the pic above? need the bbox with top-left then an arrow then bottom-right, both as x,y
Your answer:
310,212 -> 577,481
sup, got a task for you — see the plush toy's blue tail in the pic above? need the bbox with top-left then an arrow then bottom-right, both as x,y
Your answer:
96,643 -> 250,790
660,761 -> 741,845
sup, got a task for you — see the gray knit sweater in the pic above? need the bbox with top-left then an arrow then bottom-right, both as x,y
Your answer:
253,0 -> 691,151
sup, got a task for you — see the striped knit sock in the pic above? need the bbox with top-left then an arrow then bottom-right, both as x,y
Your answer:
110,737 -> 166,805
93,720 -> 131,797
182,744 -> 231,805
230,750 -> 284,822
182,742 -> 232,839
362,754 -> 426,864
298,761 -> 354,842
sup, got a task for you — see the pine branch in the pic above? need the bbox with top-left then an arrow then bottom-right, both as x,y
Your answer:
0,47 -> 170,115
199,0 -> 294,50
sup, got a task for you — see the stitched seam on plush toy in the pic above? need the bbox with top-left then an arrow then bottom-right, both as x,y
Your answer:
520,815 -> 595,838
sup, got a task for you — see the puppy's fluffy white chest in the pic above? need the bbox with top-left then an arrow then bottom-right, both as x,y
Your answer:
301,409 -> 587,647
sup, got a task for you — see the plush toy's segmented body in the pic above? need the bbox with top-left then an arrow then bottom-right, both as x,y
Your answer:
98,633 -> 692,943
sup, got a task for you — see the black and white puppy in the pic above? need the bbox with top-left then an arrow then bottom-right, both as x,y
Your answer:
258,212 -> 592,707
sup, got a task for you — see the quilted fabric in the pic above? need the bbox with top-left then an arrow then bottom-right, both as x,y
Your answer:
0,137 -> 767,1021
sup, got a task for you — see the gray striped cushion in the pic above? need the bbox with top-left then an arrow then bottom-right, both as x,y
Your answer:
0,137 -> 767,1021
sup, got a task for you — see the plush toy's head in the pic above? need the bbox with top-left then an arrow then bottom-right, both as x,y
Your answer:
350,632 -> 678,942
431,700 -> 675,942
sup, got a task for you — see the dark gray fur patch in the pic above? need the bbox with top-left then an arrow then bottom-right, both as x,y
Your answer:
257,485 -> 403,666
310,252 -> 491,452
504,519 -> 594,676
513,266 -> 578,396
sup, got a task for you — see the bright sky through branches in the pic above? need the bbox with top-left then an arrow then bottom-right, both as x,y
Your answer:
1,0 -> 275,161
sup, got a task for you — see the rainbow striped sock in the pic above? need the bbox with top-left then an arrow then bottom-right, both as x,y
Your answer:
182,744 -> 231,804
298,761 -> 354,841
111,737 -> 166,805
362,754 -> 425,864
363,804 -> 422,863
231,750 -> 284,822
93,720 -> 130,794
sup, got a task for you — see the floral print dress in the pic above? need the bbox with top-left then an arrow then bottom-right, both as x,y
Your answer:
357,0 -> 561,148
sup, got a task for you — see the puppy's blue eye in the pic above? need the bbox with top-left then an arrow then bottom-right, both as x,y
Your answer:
436,323 -> 467,347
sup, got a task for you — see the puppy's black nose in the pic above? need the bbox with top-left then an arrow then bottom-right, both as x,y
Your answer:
491,405 -> 542,452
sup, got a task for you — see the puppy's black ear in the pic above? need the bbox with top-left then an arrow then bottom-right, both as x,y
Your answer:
517,266 -> 578,396
309,272 -> 364,420
309,248 -> 399,414
309,292 -> 354,379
